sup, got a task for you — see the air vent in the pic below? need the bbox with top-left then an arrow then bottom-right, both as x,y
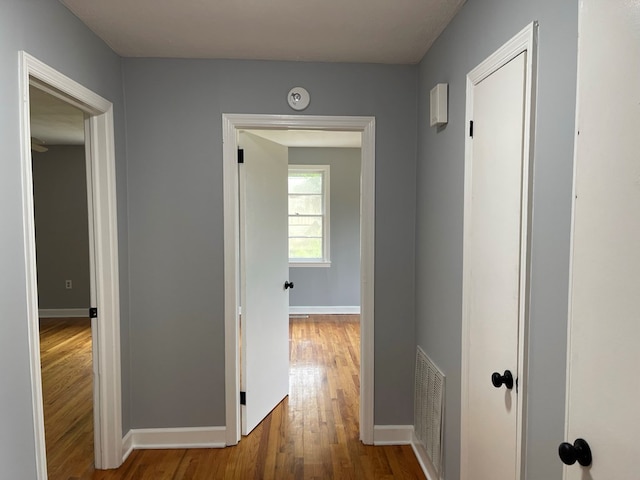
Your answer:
415,346 -> 445,477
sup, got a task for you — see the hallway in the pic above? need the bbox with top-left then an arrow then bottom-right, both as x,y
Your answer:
87,315 -> 425,479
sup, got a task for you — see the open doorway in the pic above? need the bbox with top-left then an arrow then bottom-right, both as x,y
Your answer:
282,143 -> 363,466
29,86 -> 96,478
237,130 -> 362,438
222,114 -> 375,446
19,52 -> 123,476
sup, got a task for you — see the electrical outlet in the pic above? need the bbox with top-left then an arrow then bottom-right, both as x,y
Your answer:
65,280 -> 72,289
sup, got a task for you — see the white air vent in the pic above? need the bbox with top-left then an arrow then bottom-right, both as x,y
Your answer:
414,346 -> 445,476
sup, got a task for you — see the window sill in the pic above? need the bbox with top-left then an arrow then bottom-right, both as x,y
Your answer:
289,261 -> 331,268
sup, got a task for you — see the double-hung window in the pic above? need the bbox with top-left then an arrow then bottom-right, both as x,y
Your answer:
288,165 -> 330,266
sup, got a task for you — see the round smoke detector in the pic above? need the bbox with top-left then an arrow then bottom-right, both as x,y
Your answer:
287,87 -> 310,111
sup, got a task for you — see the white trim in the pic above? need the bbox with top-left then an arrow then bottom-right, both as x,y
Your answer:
121,430 -> 134,463
289,261 -> 331,268
289,306 -> 361,315
460,22 -> 537,480
124,427 -> 227,451
83,114 -> 103,471
19,52 -> 123,475
19,53 -> 47,480
223,114 -> 375,446
359,116 -> 376,445
373,425 -> 413,445
563,4 -> 586,478
411,432 -> 440,480
38,308 -> 88,318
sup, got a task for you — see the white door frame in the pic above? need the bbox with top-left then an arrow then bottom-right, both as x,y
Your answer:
460,22 -> 538,479
19,52 -> 123,477
222,114 -> 375,445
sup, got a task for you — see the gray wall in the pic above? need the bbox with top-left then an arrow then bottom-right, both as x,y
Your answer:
122,59 -> 417,428
415,1 -> 578,478
288,147 -> 361,308
0,1 -> 129,476
33,146 -> 91,310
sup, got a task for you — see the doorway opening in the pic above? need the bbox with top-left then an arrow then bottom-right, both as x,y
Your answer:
238,130 -> 363,437
30,85 -> 95,477
223,114 -> 375,446
19,52 -> 123,477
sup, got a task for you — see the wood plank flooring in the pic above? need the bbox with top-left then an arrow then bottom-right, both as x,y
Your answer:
42,315 -> 425,479
40,317 -> 95,480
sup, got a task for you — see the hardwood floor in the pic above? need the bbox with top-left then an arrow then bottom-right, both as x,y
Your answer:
40,317 -> 95,480
43,315 -> 425,479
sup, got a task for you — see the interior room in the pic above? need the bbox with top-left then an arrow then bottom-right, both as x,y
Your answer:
1,0 -> 637,479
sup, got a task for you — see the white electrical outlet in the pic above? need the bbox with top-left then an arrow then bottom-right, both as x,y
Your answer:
65,280 -> 73,289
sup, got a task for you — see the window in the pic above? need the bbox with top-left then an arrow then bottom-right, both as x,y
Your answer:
288,165 -> 330,266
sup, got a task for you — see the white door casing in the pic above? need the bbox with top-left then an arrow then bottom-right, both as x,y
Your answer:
19,52 -> 123,476
83,117 -> 102,465
564,1 -> 640,478
239,132 -> 290,435
223,114 -> 375,446
461,23 -> 537,480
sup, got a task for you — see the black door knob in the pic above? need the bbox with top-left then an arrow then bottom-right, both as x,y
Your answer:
558,438 -> 592,467
284,281 -> 294,290
491,370 -> 514,390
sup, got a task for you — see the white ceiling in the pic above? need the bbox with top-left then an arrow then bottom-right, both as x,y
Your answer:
60,0 -> 465,64
29,86 -> 85,146
35,1 -> 465,145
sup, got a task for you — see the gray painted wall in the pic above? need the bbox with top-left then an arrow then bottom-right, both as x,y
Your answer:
32,146 -> 91,310
415,1 -> 578,478
0,1 -> 129,476
288,147 -> 361,308
122,58 -> 417,428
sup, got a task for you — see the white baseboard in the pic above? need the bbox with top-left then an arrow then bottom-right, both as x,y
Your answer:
289,306 -> 361,315
121,426 -> 226,461
122,430 -> 134,462
38,308 -> 88,318
373,425 -> 414,445
411,431 -> 440,480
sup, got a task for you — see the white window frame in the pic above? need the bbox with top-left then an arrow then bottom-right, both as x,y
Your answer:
288,164 -> 330,267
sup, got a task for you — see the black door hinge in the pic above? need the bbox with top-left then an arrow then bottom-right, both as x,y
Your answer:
238,148 -> 244,164
469,120 -> 474,138
89,307 -> 98,318
240,391 -> 246,405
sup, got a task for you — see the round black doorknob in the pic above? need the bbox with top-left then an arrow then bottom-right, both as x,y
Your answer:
491,370 -> 514,390
558,438 -> 592,467
284,281 -> 294,290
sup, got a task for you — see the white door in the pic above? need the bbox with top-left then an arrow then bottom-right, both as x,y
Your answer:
462,51 -> 528,479
239,132 -> 290,436
563,1 -> 640,477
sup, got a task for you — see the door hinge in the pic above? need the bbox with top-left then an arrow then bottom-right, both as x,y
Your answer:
469,120 -> 474,138
237,148 -> 244,164
240,391 -> 246,405
89,307 -> 98,318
